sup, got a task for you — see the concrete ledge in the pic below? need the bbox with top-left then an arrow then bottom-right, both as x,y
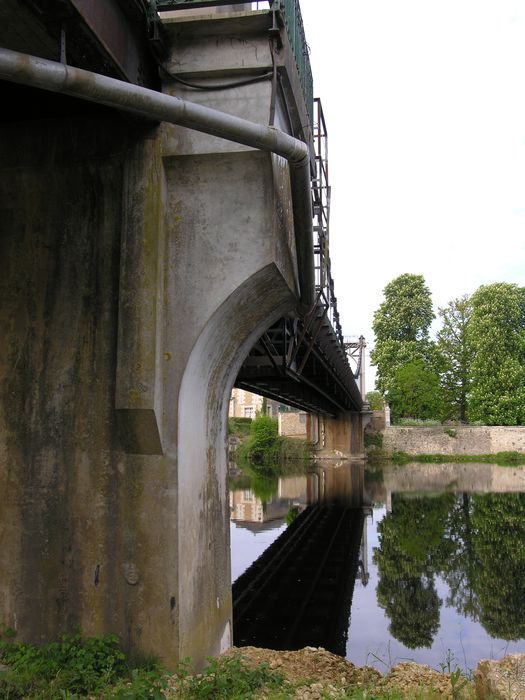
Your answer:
382,425 -> 525,455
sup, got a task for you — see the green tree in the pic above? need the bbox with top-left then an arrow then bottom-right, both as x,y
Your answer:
371,274 -> 435,394
365,390 -> 384,410
466,283 -> 525,425
388,359 -> 443,421
436,295 -> 472,422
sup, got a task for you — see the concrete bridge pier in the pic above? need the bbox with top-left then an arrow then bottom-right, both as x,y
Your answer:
0,106 -> 299,667
308,412 -> 366,460
0,6 -> 351,670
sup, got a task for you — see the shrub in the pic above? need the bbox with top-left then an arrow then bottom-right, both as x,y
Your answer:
365,432 -> 383,448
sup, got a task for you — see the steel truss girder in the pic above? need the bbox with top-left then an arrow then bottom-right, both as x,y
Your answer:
236,305 -> 362,415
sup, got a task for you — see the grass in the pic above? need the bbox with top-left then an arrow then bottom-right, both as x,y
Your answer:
393,419 -> 442,427
174,654 -> 289,699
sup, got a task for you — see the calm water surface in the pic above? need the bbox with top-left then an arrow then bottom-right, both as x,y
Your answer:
229,460 -> 525,671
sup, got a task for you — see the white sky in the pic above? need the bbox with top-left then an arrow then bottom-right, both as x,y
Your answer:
298,1 -> 525,391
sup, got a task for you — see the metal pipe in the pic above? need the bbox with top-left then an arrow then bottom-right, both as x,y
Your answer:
0,47 -> 314,309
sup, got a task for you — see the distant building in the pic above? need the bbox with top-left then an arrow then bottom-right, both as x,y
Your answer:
229,388 -> 280,419
278,410 -> 308,439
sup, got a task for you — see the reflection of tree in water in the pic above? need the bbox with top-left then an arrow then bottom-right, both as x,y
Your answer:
376,575 -> 441,648
442,493 -> 481,622
374,494 -> 454,648
248,467 -> 279,504
469,493 -> 525,640
375,491 -> 525,648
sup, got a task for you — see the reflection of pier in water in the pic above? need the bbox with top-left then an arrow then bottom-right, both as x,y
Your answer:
232,462 -> 371,655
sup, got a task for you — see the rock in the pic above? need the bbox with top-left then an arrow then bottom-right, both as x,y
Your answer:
476,654 -> 525,700
378,662 -> 459,698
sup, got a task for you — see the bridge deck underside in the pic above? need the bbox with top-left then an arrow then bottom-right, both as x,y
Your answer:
236,304 -> 363,416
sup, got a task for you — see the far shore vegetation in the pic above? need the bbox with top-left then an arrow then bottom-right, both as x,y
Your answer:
370,274 -> 525,427
229,412 -> 311,466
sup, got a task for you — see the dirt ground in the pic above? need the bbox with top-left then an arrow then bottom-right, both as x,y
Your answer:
221,646 -> 474,698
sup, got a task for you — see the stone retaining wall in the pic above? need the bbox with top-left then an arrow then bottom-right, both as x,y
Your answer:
382,425 -> 525,455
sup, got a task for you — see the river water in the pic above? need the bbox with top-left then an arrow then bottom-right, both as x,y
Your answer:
229,459 -> 525,672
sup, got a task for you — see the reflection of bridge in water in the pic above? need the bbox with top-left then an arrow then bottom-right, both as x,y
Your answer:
232,462 -> 371,655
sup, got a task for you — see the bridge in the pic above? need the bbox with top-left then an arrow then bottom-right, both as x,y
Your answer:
0,0 -> 367,669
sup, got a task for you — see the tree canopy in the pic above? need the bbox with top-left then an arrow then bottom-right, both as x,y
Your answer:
371,276 -> 525,425
365,390 -> 384,410
388,359 -> 443,421
467,283 -> 525,425
372,274 -> 434,344
371,274 -> 440,414
436,295 -> 472,422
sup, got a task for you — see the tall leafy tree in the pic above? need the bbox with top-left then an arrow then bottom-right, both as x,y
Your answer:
365,390 -> 384,410
371,273 -> 436,396
466,283 -> 525,425
388,359 -> 443,421
436,295 -> 472,422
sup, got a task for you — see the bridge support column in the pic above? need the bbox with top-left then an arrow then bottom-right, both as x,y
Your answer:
309,412 -> 366,460
0,7 -> 314,670
0,108 -> 298,669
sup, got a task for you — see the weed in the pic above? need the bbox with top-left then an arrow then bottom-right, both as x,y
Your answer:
175,653 -> 288,699
443,428 -> 457,438
0,633 -> 165,700
389,451 -> 525,466
394,419 -> 441,427
437,649 -> 471,700
365,432 -> 384,449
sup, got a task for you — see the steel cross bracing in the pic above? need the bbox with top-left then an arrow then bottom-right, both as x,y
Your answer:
236,99 -> 363,416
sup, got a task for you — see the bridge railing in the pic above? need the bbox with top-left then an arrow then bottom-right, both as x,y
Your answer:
152,0 -> 314,127
312,97 -> 343,346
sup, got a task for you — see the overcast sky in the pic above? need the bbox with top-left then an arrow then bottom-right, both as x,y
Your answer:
297,1 -> 525,391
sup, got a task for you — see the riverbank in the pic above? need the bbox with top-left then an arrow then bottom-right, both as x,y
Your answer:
1,632 -> 523,698
167,645 -> 525,699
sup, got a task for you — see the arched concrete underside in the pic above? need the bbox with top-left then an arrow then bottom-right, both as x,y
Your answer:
178,263 -> 295,665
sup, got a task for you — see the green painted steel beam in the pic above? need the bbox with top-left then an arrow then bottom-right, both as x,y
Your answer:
155,0 -> 254,8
